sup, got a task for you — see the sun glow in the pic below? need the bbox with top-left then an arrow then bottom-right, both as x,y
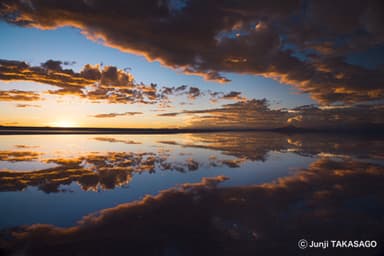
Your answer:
51,120 -> 77,128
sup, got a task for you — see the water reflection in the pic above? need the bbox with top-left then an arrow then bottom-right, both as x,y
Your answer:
0,151 -> 210,193
0,132 -> 383,255
1,158 -> 383,255
159,132 -> 384,161
1,133 -> 382,194
0,150 -> 41,162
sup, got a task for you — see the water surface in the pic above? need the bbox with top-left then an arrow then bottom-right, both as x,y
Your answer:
0,132 -> 383,255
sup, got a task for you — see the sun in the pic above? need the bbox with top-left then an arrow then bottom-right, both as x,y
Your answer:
51,120 -> 77,128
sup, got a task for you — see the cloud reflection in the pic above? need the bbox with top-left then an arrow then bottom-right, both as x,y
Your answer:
0,151 -> 190,192
1,158 -> 383,255
1,132 -> 383,194
0,150 -> 40,162
161,132 -> 384,161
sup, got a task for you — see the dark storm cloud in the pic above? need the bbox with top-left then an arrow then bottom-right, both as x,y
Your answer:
91,112 -> 143,118
1,0 -> 383,104
0,90 -> 41,101
284,1 -> 384,55
2,158 -> 384,255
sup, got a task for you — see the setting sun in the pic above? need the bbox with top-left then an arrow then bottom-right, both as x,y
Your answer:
51,120 -> 77,128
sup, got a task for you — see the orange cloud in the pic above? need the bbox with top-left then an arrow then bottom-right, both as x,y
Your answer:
16,104 -> 41,108
1,59 -> 239,108
91,112 -> 143,118
0,90 -> 41,101
0,59 -> 157,104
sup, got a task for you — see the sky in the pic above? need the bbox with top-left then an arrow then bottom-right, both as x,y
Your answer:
0,0 -> 383,129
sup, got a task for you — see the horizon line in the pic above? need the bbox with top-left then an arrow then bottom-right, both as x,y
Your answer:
0,125 -> 383,135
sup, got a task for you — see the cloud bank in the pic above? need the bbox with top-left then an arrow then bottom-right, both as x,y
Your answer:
0,59 -> 157,104
0,59 -> 244,108
159,99 -> 384,129
1,0 -> 383,104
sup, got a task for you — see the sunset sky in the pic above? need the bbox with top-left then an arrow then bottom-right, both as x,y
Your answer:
0,0 -> 383,129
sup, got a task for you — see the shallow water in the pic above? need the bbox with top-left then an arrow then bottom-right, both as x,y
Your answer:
0,132 -> 383,255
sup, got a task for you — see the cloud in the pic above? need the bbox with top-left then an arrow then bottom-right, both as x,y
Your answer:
159,99 -> 289,129
0,59 -> 158,104
41,59 -> 64,71
208,90 -> 246,103
1,121 -> 19,126
187,86 -> 201,100
158,85 -> 208,104
91,112 -> 143,118
156,112 -> 179,117
14,145 -> 39,149
0,59 -> 240,107
0,59 -> 93,97
1,1 -> 384,103
156,85 -> 247,108
158,98 -> 384,130
0,90 -> 41,101
16,104 -> 41,108
221,91 -> 245,101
